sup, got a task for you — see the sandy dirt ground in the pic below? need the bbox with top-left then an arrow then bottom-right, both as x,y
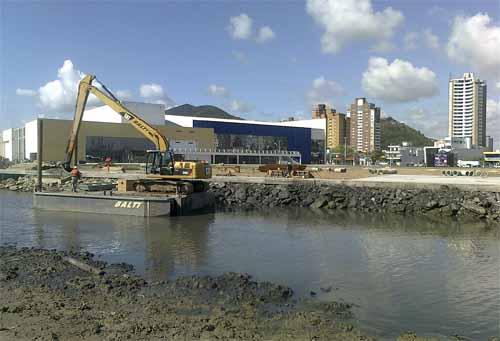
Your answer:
211,165 -> 500,181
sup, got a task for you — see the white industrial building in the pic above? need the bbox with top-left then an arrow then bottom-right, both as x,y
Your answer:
164,114 -> 327,163
84,101 -> 165,125
2,101 -> 166,162
2,101 -> 328,164
165,115 -> 326,141
0,127 -> 25,162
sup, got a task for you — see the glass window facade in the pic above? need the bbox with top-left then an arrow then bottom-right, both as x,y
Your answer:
86,136 -> 154,162
192,120 -> 312,163
216,134 -> 288,151
311,139 -> 325,164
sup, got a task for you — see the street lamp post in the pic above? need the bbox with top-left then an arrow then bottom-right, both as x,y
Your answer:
344,136 -> 347,165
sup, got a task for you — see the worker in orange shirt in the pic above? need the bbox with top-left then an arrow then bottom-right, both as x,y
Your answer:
70,166 -> 81,192
104,156 -> 112,172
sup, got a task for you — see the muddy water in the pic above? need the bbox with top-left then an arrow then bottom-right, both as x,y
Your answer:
1,191 -> 499,339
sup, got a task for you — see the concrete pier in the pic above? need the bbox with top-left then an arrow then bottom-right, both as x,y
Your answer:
33,191 -> 214,217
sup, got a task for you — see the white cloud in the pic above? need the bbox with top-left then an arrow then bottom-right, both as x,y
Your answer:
403,32 -> 419,50
389,107 -> 447,139
116,90 -> 132,100
207,84 -> 229,97
139,83 -> 174,108
403,29 -> 439,51
447,13 -> 500,79
227,13 -> 253,40
206,84 -> 252,115
18,60 -> 171,115
408,108 -> 425,121
496,82 -> 500,89
371,40 -> 396,53
228,99 -> 253,114
306,0 -> 404,54
37,59 -> 101,113
16,88 -> 37,97
139,83 -> 163,99
423,29 -> 440,50
255,26 -> 275,43
487,99 -> 500,147
306,76 -> 343,106
362,57 -> 439,103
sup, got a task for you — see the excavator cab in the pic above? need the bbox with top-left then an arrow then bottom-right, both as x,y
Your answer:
146,150 -> 175,175
62,74 -> 211,194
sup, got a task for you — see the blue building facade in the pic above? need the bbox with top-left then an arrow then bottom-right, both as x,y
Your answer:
192,120 -> 312,164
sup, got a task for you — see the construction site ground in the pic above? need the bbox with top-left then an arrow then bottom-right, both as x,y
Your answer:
2,163 -> 500,192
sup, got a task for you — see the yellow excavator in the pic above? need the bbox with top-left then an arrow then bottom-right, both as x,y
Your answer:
62,74 -> 211,193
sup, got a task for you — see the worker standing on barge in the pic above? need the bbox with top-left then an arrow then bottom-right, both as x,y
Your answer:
70,166 -> 81,192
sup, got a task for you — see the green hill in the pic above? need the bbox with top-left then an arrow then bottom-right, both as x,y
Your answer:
381,116 -> 434,149
165,104 -> 242,120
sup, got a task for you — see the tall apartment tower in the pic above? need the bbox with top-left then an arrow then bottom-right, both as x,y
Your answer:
312,104 -> 335,119
448,73 -> 487,147
348,98 -> 381,153
486,136 -> 494,152
326,112 -> 350,149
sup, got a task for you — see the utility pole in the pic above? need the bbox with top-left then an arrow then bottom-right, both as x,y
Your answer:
344,136 -> 347,165
37,119 -> 43,192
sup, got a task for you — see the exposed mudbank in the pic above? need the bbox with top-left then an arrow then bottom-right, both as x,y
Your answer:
2,246 -> 483,340
0,246 -> 370,340
209,182 -> 500,222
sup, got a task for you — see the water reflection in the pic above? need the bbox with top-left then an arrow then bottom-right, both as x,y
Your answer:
143,215 -> 213,280
0,192 -> 499,339
27,209 -> 214,281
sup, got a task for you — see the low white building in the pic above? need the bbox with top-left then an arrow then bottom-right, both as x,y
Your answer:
1,129 -> 12,161
1,127 -> 25,162
383,142 -> 424,167
83,101 -> 166,125
21,101 -> 167,161
25,120 -> 38,160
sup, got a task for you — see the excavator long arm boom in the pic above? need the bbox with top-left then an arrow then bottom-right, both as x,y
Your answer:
63,75 -> 169,168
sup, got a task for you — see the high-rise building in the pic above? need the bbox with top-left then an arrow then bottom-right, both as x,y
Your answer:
348,98 -> 381,153
448,73 -> 487,147
326,112 -> 350,150
486,136 -> 494,152
312,104 -> 335,119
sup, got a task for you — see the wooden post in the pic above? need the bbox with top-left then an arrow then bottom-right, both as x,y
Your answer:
74,135 -> 78,167
37,119 -> 43,192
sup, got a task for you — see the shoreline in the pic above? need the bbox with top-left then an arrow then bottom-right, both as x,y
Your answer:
1,246 -> 487,340
210,181 -> 500,223
0,246 -> 431,341
2,174 -> 500,223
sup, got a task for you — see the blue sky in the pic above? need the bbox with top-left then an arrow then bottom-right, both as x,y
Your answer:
1,0 -> 499,145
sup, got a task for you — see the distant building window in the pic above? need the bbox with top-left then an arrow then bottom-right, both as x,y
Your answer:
216,134 -> 288,151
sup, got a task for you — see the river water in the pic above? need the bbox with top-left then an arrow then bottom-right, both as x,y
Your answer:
1,191 -> 498,339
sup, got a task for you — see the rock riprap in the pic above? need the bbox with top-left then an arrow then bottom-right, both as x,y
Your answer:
209,182 -> 500,221
0,176 -> 116,192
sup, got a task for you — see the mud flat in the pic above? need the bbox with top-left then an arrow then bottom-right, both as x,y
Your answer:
0,246 -> 369,340
2,246 -> 483,341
